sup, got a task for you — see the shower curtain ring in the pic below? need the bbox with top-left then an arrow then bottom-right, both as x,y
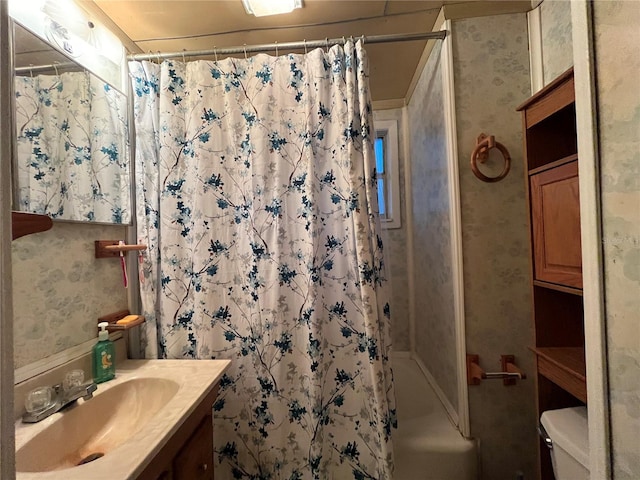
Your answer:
53,62 -> 59,76
275,41 -> 278,57
303,39 -> 307,54
29,64 -> 33,78
156,51 -> 161,64
243,44 -> 248,60
325,37 -> 329,53
181,49 -> 186,63
214,46 -> 218,63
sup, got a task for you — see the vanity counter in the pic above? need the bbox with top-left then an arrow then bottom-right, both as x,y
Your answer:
15,359 -> 230,479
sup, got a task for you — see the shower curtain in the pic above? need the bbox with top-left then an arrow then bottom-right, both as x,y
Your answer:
14,72 -> 129,223
129,40 -> 396,479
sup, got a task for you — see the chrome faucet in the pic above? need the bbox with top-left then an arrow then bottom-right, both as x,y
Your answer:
22,370 -> 97,423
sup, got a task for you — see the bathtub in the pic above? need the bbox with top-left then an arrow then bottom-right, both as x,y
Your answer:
391,355 -> 478,480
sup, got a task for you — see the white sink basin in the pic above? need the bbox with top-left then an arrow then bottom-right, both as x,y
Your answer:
15,359 -> 230,479
16,378 -> 179,472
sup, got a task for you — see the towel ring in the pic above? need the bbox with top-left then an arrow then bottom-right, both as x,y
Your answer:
470,133 -> 511,183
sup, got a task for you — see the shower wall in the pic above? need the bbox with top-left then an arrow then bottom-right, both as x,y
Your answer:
404,14 -> 537,477
373,109 -> 410,352
406,41 -> 459,414
451,13 -> 536,479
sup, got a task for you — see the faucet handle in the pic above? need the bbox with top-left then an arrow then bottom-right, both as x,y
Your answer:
83,383 -> 98,400
25,386 -> 54,413
63,369 -> 85,390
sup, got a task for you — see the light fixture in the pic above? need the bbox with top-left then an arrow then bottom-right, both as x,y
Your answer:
242,0 -> 303,17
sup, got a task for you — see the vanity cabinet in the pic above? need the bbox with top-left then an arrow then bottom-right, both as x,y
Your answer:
138,386 -> 218,480
517,67 -> 585,480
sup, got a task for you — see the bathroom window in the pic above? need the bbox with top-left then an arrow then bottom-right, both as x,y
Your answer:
374,119 -> 401,229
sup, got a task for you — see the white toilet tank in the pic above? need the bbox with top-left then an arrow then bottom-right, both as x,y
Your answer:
540,406 -> 589,480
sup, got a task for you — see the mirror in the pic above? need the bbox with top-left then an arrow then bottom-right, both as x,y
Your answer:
12,21 -> 131,224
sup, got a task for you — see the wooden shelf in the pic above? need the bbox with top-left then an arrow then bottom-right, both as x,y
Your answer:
520,66 -> 583,479
11,211 -> 53,240
533,280 -> 583,296
531,347 -> 586,403
528,154 -> 578,176
516,67 -> 575,124
95,240 -> 147,258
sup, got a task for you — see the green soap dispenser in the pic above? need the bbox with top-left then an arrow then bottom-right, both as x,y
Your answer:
92,322 -> 115,383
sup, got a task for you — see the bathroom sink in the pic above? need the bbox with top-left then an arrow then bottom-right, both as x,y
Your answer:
16,377 -> 179,472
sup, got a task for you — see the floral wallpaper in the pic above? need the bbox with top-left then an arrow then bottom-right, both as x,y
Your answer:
593,2 -> 640,478
406,40 -> 459,413
540,0 -> 574,85
373,108 -> 410,352
12,222 -> 128,370
451,14 -> 536,480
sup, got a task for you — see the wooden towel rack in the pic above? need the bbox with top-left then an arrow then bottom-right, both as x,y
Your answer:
470,133 -> 511,183
467,354 -> 527,386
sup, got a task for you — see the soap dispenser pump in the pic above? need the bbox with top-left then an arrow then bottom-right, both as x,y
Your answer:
92,322 -> 115,383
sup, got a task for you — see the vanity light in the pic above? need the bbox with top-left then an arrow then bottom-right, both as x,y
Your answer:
242,0 -> 303,17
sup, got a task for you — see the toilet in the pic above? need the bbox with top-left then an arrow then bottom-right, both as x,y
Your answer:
540,406 -> 589,480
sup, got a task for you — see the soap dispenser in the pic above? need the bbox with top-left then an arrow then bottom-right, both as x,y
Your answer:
92,322 -> 115,383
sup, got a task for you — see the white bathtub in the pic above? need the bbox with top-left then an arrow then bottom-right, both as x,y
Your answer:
391,355 -> 478,480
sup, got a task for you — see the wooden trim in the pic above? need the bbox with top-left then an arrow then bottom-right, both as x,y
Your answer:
528,154 -> 579,176
95,240 -> 147,258
532,280 -> 583,296
524,78 -> 575,128
516,67 -> 575,112
11,211 -> 53,240
532,347 -> 587,403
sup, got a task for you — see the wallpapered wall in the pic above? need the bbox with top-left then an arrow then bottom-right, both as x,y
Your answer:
406,40 -> 459,413
451,13 -> 536,479
372,109 -> 410,352
593,2 -> 640,477
13,222 -> 128,370
540,0 -> 573,85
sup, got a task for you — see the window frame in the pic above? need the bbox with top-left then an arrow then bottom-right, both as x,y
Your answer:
374,119 -> 401,229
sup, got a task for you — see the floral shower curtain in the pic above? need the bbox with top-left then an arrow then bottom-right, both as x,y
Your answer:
14,72 -> 130,223
129,40 -> 396,479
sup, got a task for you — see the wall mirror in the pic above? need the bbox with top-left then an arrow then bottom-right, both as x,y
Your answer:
12,21 -> 131,224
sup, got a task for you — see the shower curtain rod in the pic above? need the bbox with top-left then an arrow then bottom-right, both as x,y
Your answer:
127,30 -> 447,61
15,62 -> 81,74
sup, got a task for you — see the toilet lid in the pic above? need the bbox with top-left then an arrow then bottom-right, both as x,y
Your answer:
541,406 -> 589,468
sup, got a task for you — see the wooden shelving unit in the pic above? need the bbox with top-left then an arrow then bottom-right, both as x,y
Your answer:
530,347 -> 586,403
517,67 -> 585,480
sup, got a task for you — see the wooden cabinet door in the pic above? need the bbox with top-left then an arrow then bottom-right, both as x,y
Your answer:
530,160 -> 582,288
173,416 -> 214,480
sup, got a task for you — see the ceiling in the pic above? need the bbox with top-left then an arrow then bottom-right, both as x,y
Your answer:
84,0 -> 531,102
